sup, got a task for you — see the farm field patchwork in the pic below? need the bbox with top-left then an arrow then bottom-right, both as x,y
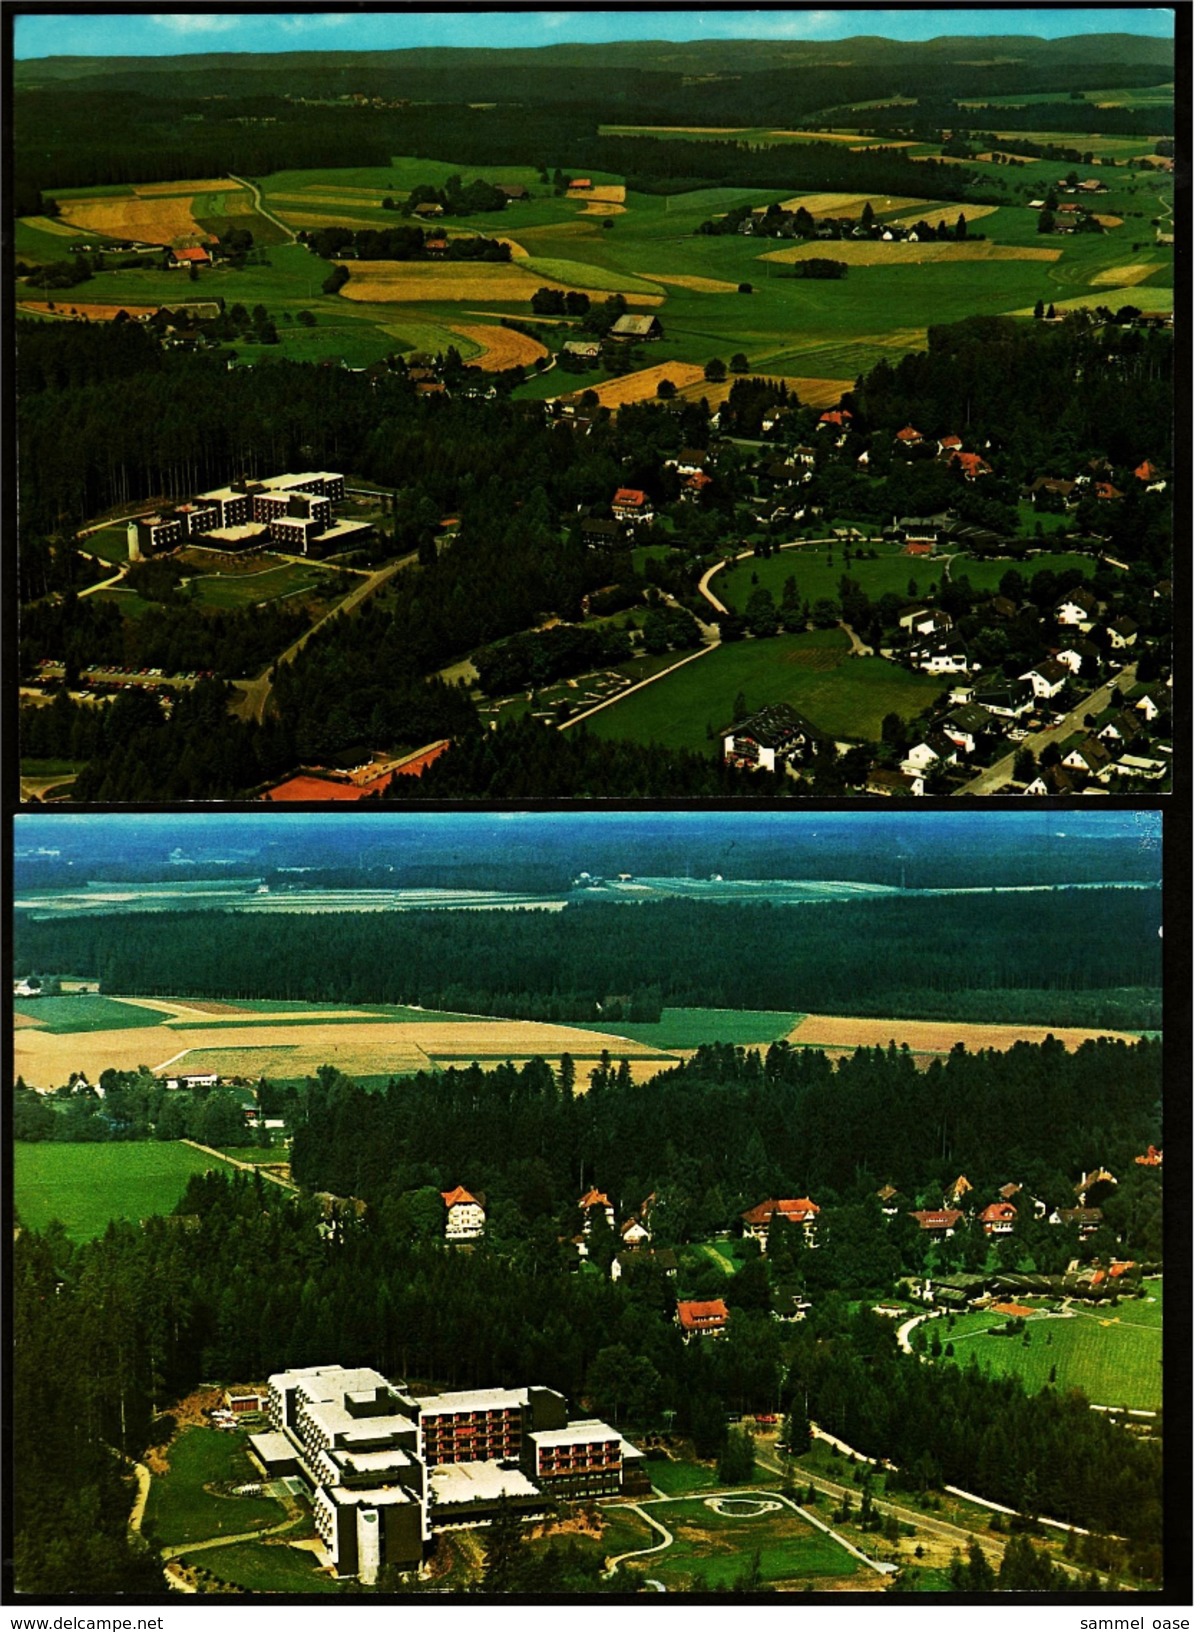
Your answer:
13,1141 -> 220,1239
923,1290 -> 1163,1410
13,993 -> 173,1032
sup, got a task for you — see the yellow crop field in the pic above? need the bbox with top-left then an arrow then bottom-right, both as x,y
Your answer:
273,192 -> 382,208
134,179 -> 233,197
1090,262 -> 1162,286
586,185 -> 626,204
761,240 -> 1061,267
20,214 -> 80,237
774,193 -> 931,217
18,300 -> 162,321
785,1013 -> 1137,1056
581,202 -> 626,216
57,195 -> 212,244
13,1011 -> 675,1089
1093,214 -> 1125,229
648,273 -> 741,292
888,201 -> 998,227
450,323 -> 549,369
561,360 -> 706,407
279,212 -> 391,231
676,374 -> 853,409
339,261 -> 662,306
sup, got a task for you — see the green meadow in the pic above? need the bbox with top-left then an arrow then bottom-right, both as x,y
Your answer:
13,1142 -> 220,1240
14,993 -> 166,1032
578,628 -> 947,748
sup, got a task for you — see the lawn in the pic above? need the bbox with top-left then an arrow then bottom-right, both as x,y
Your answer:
646,1459 -> 719,1496
648,1496 -> 864,1588
186,562 -> 340,611
13,1142 -> 219,1240
924,1294 -> 1163,1411
949,551 -> 1097,593
14,993 -> 169,1032
580,629 -> 947,748
568,1007 -> 804,1049
80,526 -> 132,565
145,1427 -> 288,1547
185,1539 -> 341,1593
713,544 -> 943,614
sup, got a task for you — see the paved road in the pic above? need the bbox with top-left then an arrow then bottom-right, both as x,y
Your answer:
78,564 -> 129,598
560,643 -> 716,731
954,662 -> 1140,796
234,552 -> 416,724
229,172 -> 296,243
160,1513 -> 301,1562
603,1501 -> 675,1574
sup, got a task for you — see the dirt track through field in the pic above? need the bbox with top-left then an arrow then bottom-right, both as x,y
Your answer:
786,1013 -> 1138,1055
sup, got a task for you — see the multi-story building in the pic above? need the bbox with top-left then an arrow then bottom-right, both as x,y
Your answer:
441,1185 -> 485,1240
256,1365 -> 644,1583
741,1196 -> 821,1251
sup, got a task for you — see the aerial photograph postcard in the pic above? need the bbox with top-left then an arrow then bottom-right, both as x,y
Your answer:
11,807 -> 1174,1598
12,7 -> 1175,802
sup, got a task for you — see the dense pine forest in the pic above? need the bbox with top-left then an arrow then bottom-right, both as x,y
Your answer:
13,889 -> 1162,1029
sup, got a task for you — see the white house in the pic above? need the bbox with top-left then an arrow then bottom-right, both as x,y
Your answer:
442,1186 -> 486,1241
1021,659 -> 1071,700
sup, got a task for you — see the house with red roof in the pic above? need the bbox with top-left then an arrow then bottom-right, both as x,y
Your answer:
910,1209 -> 963,1237
676,1298 -> 729,1340
895,424 -> 924,446
171,246 -> 212,268
741,1196 -> 821,1252
611,488 -> 654,523
977,1201 -> 1018,1236
1134,1144 -> 1163,1167
818,409 -> 852,429
947,450 -> 993,481
579,1188 -> 616,1230
442,1185 -> 486,1240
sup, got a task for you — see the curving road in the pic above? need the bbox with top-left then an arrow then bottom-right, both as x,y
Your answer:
228,173 -> 296,243
603,1501 -> 675,1575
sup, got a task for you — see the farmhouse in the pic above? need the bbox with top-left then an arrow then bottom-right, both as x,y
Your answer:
722,702 -> 818,773
676,1298 -> 729,1340
609,315 -> 663,342
741,1196 -> 820,1251
259,1364 -> 643,1582
442,1185 -> 485,1241
170,246 -> 211,269
567,178 -> 592,192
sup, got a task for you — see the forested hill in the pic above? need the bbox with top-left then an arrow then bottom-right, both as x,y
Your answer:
13,890 -> 1162,1029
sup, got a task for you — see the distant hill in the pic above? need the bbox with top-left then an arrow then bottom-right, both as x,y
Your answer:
13,31 -> 1174,85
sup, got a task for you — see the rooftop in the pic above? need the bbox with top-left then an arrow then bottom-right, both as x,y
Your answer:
428,1461 -> 542,1506
529,1419 -> 621,1449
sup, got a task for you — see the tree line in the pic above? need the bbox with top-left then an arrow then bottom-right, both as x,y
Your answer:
14,890 -> 1162,1028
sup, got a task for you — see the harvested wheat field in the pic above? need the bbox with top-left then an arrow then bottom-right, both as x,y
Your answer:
339,261 -> 662,307
785,1013 -> 1137,1056
762,240 -> 1060,267
582,202 -> 626,216
279,212 -> 392,231
20,214 -> 81,237
134,178 -> 233,197
1090,262 -> 1162,286
1093,215 -> 1125,230
677,374 -> 854,409
18,301 -> 162,321
560,360 -> 705,407
450,323 -> 548,369
648,273 -> 741,292
774,193 -> 931,217
14,1015 -> 676,1089
585,185 -> 626,204
57,195 -> 213,244
888,201 -> 998,228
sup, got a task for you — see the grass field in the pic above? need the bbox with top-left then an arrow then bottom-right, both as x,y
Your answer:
569,1007 -> 804,1049
924,1291 -> 1163,1410
146,1428 -> 288,1547
185,1539 -> 341,1594
13,1141 -> 219,1239
580,629 -> 947,749
647,1496 -> 865,1588
645,1459 -> 718,1496
712,544 -> 944,614
949,551 -> 1097,592
13,993 -> 172,1032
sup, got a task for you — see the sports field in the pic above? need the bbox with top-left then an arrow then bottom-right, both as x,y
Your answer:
13,1141 -> 220,1239
923,1290 -> 1163,1411
579,629 -> 947,749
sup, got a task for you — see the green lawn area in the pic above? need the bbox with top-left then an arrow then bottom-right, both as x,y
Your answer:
186,562 -> 337,611
648,1496 -> 864,1587
569,1007 -> 803,1049
80,526 -> 132,565
14,1141 -> 219,1240
924,1293 -> 1163,1410
20,758 -> 86,778
208,999 -> 485,1021
949,550 -> 1097,593
145,1428 -> 288,1547
185,1538 -> 341,1593
646,1459 -> 719,1496
14,993 -> 168,1032
714,544 -> 944,614
581,629 -> 946,748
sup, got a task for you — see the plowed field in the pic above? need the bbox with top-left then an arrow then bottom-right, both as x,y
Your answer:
786,1013 -> 1136,1055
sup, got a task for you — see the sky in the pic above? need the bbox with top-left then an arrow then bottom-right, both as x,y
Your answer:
12,8 -> 1175,59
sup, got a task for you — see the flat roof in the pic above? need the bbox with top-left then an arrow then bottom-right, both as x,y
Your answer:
529,1419 -> 620,1449
428,1462 -> 541,1506
329,1483 -> 417,1507
198,486 -> 248,501
420,1387 -> 529,1416
248,1431 -> 296,1463
207,524 -> 267,543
